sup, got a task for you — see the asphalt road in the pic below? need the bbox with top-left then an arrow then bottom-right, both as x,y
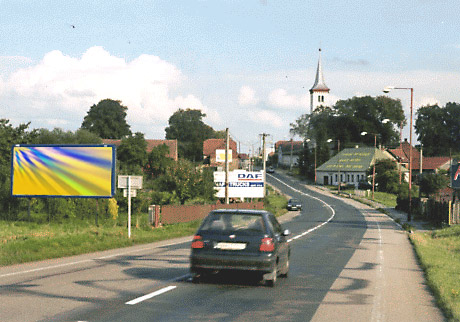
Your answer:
0,172 -> 444,321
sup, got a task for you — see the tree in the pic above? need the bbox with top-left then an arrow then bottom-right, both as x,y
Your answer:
415,103 -> 460,156
155,159 -> 216,204
117,132 -> 147,175
165,109 -> 215,161
291,96 -> 405,150
297,140 -> 314,179
370,159 -> 400,194
81,99 -> 131,139
0,119 -> 37,218
144,144 -> 173,178
34,128 -> 102,144
419,173 -> 448,198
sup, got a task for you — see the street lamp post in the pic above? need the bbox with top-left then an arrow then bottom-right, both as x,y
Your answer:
361,119 -> 389,200
383,86 -> 413,221
327,138 -> 341,193
306,139 -> 317,183
361,132 -> 377,200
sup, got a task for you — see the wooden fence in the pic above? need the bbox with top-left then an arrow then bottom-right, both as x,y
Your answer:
450,202 -> 460,225
149,201 -> 264,227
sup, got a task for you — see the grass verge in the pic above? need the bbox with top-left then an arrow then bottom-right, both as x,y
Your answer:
409,225 -> 460,321
0,220 -> 201,266
1,190 -> 288,267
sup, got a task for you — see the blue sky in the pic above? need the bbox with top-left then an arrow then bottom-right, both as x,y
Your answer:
1,0 -> 459,153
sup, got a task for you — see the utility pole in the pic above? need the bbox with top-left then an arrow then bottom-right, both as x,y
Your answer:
260,133 -> 269,197
225,128 -> 229,204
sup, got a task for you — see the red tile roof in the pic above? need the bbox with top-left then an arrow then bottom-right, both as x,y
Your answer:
388,140 -> 450,171
203,139 -> 238,158
102,139 -> 178,160
275,140 -> 303,151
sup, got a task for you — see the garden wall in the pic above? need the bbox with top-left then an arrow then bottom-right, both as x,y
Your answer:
151,201 -> 264,226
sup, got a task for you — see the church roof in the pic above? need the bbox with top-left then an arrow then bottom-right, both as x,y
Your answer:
310,48 -> 330,93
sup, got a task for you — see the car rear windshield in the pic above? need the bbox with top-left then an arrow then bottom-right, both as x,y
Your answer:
200,213 -> 265,234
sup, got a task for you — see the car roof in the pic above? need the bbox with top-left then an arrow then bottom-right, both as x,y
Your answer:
209,209 -> 271,216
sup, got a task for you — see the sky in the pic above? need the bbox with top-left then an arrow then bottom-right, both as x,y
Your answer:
1,0 -> 460,154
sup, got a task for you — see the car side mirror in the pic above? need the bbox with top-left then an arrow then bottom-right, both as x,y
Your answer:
282,229 -> 291,236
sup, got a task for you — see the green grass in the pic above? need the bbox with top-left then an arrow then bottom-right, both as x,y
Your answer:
0,219 -> 201,266
265,186 -> 289,218
410,226 -> 460,321
0,190 -> 288,267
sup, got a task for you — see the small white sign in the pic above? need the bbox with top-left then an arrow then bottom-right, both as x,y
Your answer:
118,175 -> 143,189
123,189 -> 137,197
216,149 -> 232,163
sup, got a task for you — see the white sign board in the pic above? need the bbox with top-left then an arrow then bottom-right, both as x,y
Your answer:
215,149 -> 232,163
123,189 -> 137,197
118,176 -> 143,189
214,170 -> 264,198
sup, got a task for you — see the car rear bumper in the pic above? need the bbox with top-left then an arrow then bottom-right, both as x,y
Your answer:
190,253 -> 275,274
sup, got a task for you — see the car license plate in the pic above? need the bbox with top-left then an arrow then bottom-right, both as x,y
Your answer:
215,242 -> 246,250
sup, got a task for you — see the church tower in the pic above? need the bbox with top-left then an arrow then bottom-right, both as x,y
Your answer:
309,48 -> 330,113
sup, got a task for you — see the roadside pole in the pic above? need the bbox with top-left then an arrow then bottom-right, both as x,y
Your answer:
118,175 -> 142,239
128,176 -> 131,238
225,128 -> 229,204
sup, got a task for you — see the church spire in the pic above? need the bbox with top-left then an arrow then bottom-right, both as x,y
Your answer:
309,48 -> 330,113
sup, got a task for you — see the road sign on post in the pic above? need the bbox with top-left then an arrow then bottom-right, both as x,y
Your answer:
118,175 -> 143,238
118,176 -> 143,189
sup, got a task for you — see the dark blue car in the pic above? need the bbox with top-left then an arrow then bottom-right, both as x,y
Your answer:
190,209 -> 290,287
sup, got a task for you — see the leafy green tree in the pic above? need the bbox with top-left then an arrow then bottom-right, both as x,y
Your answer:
34,128 -> 102,144
165,109 -> 215,161
291,96 -> 405,150
369,159 -> 400,194
144,144 -> 173,178
81,99 -> 131,139
415,103 -> 460,156
117,132 -> 147,175
297,140 -> 313,178
155,159 -> 216,204
419,173 -> 448,197
0,119 -> 37,219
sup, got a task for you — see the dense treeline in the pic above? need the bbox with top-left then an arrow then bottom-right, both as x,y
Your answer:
1,100 -> 220,223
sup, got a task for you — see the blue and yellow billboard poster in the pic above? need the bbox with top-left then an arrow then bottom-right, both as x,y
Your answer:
11,144 -> 116,198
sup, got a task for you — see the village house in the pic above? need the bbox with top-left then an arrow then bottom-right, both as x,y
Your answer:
202,138 -> 239,171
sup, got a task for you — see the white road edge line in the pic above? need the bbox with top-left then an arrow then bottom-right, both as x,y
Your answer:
0,241 -> 191,279
268,174 -> 335,243
126,285 -> 177,305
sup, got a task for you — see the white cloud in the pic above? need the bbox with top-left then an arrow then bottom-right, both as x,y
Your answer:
0,46 -> 213,138
238,86 -> 259,106
248,109 -> 283,128
267,88 -> 309,109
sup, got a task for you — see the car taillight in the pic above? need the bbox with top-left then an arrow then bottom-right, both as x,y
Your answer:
260,237 -> 275,252
191,235 -> 204,249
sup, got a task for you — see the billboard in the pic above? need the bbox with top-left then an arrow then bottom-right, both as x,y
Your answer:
214,170 -> 264,198
11,144 -> 116,198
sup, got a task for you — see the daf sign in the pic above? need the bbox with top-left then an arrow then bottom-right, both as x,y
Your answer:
214,170 -> 264,198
